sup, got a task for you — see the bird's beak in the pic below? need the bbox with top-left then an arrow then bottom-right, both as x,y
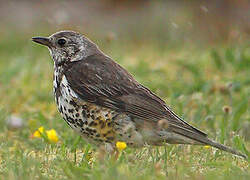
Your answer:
32,37 -> 51,47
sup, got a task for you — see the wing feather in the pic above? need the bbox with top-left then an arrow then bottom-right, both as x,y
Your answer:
64,54 -> 207,137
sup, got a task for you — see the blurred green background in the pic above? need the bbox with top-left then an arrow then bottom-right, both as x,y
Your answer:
0,0 -> 249,179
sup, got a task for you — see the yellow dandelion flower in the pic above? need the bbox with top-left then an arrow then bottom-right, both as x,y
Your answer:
32,126 -> 44,138
204,145 -> 211,149
116,141 -> 127,151
38,126 -> 44,133
46,129 -> 59,143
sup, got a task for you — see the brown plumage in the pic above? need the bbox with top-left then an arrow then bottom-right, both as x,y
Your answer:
32,30 -> 247,159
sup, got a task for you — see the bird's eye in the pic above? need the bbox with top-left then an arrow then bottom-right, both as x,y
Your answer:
57,38 -> 66,46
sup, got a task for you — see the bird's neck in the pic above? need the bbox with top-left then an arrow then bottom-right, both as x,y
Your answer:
53,64 -> 64,88
53,64 -> 64,104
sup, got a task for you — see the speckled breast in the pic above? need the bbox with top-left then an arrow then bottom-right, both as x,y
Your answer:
53,74 -> 118,144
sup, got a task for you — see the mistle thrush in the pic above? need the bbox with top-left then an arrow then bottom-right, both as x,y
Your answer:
32,31 -> 246,158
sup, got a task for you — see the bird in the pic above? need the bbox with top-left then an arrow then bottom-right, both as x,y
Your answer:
32,30 -> 247,159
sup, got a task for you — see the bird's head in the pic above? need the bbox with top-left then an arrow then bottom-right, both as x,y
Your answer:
32,31 -> 98,66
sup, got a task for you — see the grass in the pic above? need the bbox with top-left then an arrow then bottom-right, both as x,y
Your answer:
0,32 -> 249,180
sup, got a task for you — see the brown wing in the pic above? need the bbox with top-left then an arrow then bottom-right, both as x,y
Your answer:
64,53 -> 207,136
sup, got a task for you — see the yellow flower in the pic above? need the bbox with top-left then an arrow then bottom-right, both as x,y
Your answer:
32,126 -> 44,138
204,145 -> 211,149
46,129 -> 59,143
116,141 -> 127,151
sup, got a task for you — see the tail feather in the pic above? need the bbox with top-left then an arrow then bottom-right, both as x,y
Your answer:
169,123 -> 247,159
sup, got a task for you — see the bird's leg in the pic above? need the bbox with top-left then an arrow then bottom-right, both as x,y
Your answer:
105,143 -> 120,161
97,143 -> 119,161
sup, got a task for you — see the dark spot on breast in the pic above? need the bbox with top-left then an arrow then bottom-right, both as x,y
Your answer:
91,115 -> 95,119
82,110 -> 87,118
107,122 -> 112,127
65,114 -> 75,124
68,109 -> 74,113
76,119 -> 84,127
89,121 -> 97,127
92,129 -> 97,133
75,113 -> 79,117
85,128 -> 91,132
65,120 -> 71,126
69,100 -> 78,108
